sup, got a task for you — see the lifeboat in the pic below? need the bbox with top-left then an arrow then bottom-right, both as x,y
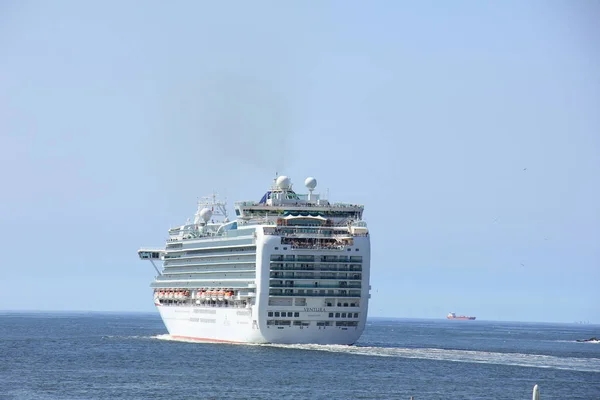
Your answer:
211,290 -> 218,301
200,291 -> 206,299
168,290 -> 174,299
224,291 -> 232,300
217,290 -> 225,301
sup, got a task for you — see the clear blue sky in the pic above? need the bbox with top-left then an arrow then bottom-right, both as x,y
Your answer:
1,1 -> 598,323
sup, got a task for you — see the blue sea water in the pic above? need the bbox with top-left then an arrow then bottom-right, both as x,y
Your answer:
0,313 -> 599,400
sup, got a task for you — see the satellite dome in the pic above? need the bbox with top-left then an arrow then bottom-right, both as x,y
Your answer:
276,175 -> 291,190
304,177 -> 317,190
199,208 -> 213,222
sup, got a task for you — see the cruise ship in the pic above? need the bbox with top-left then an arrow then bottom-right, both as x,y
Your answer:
138,175 -> 371,344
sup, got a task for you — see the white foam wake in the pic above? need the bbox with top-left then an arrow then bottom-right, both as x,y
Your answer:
261,343 -> 600,373
151,335 -> 600,372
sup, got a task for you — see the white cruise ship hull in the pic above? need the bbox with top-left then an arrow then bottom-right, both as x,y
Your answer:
157,304 -> 365,345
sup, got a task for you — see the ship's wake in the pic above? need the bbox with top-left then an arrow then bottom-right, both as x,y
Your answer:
260,343 -> 600,373
150,335 -> 600,372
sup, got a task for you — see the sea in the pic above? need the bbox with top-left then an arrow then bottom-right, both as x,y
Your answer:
0,313 -> 598,400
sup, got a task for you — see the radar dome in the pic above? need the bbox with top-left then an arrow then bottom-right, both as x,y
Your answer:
199,208 -> 213,222
276,175 -> 292,190
304,177 -> 317,190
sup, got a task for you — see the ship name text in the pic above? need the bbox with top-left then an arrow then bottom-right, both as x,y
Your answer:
304,307 -> 326,312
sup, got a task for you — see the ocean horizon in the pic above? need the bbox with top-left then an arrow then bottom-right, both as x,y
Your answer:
1,309 -> 598,326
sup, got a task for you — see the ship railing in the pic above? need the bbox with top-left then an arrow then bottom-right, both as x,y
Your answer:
269,265 -> 362,272
264,229 -> 350,237
289,244 -> 347,250
268,292 -> 361,298
269,276 -> 361,281
269,283 -> 361,289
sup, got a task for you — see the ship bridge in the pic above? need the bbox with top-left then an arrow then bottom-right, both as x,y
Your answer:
138,249 -> 165,260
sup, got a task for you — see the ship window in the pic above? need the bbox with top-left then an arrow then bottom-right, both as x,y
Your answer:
268,312 -> 273,317
344,303 -> 348,307
341,313 -> 347,318
283,247 -> 288,250
347,248 -> 351,251
294,312 -> 299,317
274,312 -> 280,317
287,312 -> 293,317
329,313 -> 333,318
354,313 -> 359,318
355,248 -> 359,251
274,247 -> 279,250
337,303 -> 341,307
335,313 -> 340,318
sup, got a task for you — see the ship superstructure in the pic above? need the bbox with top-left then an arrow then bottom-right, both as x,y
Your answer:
138,176 -> 371,344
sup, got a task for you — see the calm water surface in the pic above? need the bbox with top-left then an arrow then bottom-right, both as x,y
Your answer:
0,313 -> 598,399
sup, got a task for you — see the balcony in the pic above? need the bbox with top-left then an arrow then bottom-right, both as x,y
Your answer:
269,283 -> 361,289
268,292 -> 361,298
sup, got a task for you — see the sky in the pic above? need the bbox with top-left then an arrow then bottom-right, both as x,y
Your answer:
1,1 -> 598,323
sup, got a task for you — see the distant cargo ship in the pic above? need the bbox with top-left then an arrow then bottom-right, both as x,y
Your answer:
447,312 -> 476,320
